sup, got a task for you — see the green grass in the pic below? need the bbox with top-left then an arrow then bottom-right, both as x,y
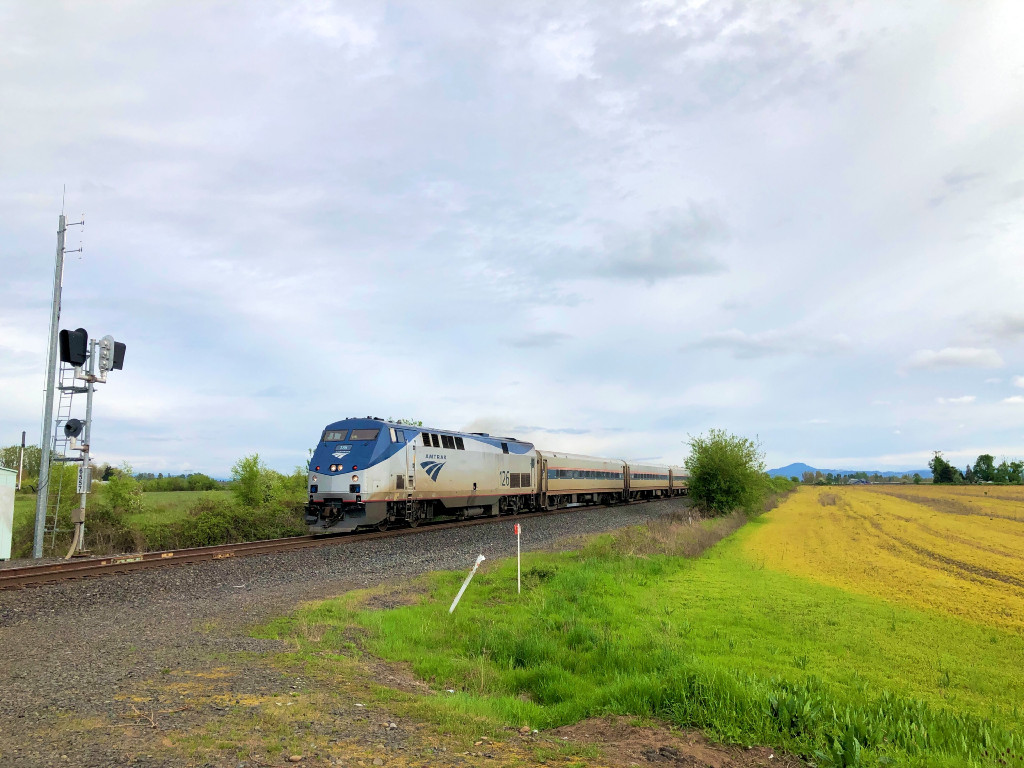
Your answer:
123,490 -> 230,526
262,515 -> 1024,768
8,489 -> 301,557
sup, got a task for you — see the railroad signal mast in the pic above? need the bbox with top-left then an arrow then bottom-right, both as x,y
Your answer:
33,210 -> 127,558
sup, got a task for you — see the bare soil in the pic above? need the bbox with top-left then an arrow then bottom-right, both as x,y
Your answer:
551,717 -> 805,768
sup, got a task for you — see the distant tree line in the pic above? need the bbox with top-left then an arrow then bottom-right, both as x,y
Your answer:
799,470 -> 921,485
929,452 -> 1023,485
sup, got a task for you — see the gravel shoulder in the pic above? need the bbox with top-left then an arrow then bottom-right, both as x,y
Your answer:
0,499 -> 696,767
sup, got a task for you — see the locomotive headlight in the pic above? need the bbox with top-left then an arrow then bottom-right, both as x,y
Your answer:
351,474 -> 358,482
329,464 -> 336,471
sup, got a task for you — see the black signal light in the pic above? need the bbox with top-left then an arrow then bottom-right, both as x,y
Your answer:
58,327 -> 89,366
111,341 -> 126,370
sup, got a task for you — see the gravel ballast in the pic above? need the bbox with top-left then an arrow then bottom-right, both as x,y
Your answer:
0,498 -> 690,767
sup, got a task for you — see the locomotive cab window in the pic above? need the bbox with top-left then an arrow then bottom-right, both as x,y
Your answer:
501,442 -> 509,454
350,429 -> 379,441
323,430 -> 348,442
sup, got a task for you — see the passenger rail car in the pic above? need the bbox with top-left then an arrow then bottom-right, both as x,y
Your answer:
305,417 -> 687,533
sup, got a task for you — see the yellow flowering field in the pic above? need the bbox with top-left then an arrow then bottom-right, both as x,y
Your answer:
742,485 -> 1024,632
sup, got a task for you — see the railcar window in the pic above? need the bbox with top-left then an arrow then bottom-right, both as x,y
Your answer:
323,430 -> 348,442
548,469 -> 557,479
455,436 -> 465,450
501,442 -> 509,454
350,429 -> 379,441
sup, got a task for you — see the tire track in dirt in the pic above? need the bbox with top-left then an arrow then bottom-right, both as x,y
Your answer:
850,504 -> 1024,591
872,489 -> 1024,524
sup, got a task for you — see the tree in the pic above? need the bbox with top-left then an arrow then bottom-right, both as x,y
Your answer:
913,473 -> 922,484
0,444 -> 42,482
964,466 -> 976,484
1009,461 -> 1024,485
930,452 -> 962,484
790,476 -> 799,483
389,418 -> 423,426
973,454 -> 995,483
684,429 -> 767,516
801,471 -> 815,484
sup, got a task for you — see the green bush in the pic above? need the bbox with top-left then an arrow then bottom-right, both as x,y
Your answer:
685,429 -> 768,516
138,496 -> 306,551
104,462 -> 144,513
230,453 -> 274,507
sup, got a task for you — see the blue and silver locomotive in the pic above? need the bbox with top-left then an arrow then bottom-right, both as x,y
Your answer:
306,417 -> 537,532
305,417 -> 689,533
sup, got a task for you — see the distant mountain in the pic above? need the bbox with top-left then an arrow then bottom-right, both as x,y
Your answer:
767,462 -> 932,479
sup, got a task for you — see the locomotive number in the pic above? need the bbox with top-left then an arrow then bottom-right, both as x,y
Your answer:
500,470 -> 510,487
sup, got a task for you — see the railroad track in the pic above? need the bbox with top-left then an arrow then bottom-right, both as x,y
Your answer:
0,501 -> 657,591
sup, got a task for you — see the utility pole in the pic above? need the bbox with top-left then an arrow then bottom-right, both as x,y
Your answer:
17,431 -> 25,491
34,209 -> 84,558
33,214 -> 66,558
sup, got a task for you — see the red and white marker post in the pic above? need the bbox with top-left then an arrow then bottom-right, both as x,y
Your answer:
514,522 -> 521,594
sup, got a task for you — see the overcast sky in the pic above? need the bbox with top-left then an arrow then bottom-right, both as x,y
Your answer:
2,1 -> 1023,476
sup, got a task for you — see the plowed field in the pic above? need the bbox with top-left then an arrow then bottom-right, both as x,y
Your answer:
742,485 -> 1024,631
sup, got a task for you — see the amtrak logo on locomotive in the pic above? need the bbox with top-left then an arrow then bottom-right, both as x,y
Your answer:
420,460 -> 445,481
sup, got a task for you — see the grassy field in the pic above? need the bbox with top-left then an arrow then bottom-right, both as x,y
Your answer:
8,488 -> 301,558
260,487 -> 1023,767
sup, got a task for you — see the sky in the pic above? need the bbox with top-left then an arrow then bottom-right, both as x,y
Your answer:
2,0 -> 1023,476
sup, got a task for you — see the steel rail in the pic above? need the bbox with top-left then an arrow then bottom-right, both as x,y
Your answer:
0,499 -> 670,591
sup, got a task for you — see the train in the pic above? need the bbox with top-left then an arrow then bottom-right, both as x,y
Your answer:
305,417 -> 688,533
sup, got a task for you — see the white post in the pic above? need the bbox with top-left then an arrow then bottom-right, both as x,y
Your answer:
449,554 -> 485,614
515,523 -> 521,594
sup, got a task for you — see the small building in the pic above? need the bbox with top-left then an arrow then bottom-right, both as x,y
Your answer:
0,466 -> 15,560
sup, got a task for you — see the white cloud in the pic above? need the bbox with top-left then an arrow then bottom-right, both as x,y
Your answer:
935,395 -> 976,404
985,378 -> 1003,384
1003,396 -> 1024,404
2,2 -> 1024,475
1014,376 -> 1024,388
686,328 -> 850,360
907,348 -> 1004,370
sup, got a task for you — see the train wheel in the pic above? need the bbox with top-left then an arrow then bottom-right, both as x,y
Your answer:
377,519 -> 389,532
408,514 -> 420,528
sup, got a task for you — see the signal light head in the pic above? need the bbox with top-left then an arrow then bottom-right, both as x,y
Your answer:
58,328 -> 89,366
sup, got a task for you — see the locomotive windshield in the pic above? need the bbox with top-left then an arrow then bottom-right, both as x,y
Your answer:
350,429 -> 380,441
323,430 -> 348,442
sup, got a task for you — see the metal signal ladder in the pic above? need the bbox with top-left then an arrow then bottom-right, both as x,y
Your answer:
44,362 -> 87,547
